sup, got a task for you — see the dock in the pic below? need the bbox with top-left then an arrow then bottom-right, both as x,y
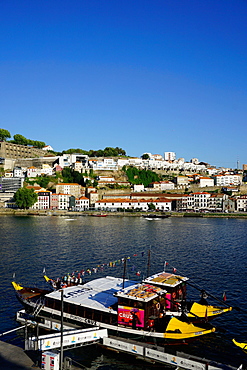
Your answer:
0,340 -> 39,369
1,312 -> 244,370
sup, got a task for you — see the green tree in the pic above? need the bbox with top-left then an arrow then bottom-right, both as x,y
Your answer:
13,134 -> 28,145
14,188 -> 38,209
148,202 -> 156,210
124,166 -> 160,187
61,167 -> 84,185
35,176 -> 50,188
0,128 -> 11,141
141,153 -> 150,160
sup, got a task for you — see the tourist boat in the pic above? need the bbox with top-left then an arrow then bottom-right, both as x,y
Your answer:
43,271 -> 232,322
233,339 -> 247,351
12,275 -> 216,342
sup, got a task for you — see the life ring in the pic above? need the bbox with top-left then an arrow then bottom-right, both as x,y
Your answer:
172,292 -> 176,299
156,302 -> 160,310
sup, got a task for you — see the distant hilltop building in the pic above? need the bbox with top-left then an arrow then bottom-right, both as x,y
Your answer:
164,152 -> 176,162
42,145 -> 54,151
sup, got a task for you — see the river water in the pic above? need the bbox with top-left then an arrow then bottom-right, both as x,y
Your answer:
1,215 -> 247,369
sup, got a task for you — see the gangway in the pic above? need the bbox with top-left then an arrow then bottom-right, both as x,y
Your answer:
26,327 -> 108,351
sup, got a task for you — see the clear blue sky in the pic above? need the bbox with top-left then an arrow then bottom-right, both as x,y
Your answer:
1,0 -> 246,168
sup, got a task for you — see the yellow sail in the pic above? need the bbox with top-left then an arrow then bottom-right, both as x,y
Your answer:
188,302 -> 232,319
233,339 -> 247,351
11,281 -> 24,291
43,275 -> 52,282
164,317 -> 215,340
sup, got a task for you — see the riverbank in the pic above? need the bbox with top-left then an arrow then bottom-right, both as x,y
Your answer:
1,208 -> 247,218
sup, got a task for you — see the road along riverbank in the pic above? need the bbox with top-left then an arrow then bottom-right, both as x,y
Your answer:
1,208 -> 247,218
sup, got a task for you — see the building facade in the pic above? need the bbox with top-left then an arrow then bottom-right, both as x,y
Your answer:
0,141 -> 44,159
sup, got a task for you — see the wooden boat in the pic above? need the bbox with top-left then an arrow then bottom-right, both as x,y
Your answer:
12,276 -> 216,342
233,339 -> 247,351
43,271 -> 232,322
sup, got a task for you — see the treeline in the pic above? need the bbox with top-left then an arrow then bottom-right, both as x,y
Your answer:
10,134 -> 46,149
0,129 -> 45,149
123,166 -> 161,187
62,146 -> 126,157
0,128 -> 127,156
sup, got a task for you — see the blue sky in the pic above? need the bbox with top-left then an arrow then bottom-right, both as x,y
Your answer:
1,0 -> 246,168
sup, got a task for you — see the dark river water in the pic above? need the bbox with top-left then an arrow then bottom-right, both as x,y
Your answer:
1,215 -> 247,369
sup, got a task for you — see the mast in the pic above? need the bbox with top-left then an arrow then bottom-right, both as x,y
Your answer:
146,249 -> 151,278
59,289 -> 64,370
122,257 -> 127,289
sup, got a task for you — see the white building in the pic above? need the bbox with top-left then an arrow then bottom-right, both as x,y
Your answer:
160,181 -> 175,190
185,192 -> 211,210
164,152 -> 176,161
40,164 -> 53,176
27,166 -> 38,178
32,190 -> 51,210
58,193 -> 71,210
95,197 -> 172,212
133,184 -> 145,192
199,177 -> 214,187
75,196 -> 89,211
42,145 -> 54,151
213,174 -> 242,186
13,167 -> 25,178
236,195 -> 247,212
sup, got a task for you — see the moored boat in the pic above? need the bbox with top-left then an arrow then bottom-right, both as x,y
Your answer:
12,276 -> 216,342
43,270 -> 233,322
143,214 -> 170,219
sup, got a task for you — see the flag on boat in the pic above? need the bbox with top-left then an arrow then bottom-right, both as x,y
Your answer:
222,291 -> 227,301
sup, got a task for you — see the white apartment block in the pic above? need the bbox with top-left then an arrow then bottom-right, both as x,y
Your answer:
207,194 -> 227,211
164,152 -> 176,161
236,195 -> 247,212
213,174 -> 242,186
32,190 -> 51,210
177,192 -> 228,212
58,193 -> 70,210
185,192 -> 211,210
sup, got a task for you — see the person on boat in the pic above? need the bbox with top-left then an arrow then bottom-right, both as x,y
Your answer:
56,278 -> 61,290
131,311 -> 141,329
199,290 -> 209,305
